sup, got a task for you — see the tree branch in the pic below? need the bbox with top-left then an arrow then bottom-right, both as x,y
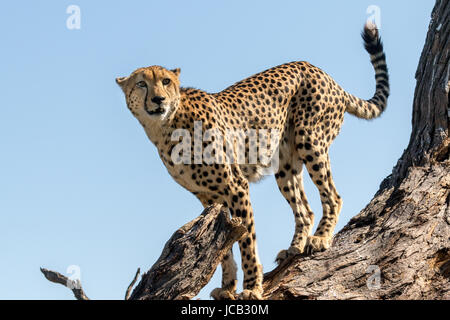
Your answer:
42,204 -> 246,300
130,204 -> 246,300
40,267 -> 89,300
125,268 -> 140,300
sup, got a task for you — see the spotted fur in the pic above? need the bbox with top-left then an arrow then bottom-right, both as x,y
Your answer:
116,23 -> 389,300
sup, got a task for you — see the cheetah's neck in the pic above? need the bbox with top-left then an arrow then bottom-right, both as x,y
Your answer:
141,88 -> 205,147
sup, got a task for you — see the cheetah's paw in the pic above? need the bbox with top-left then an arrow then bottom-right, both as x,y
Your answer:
210,288 -> 237,300
238,288 -> 263,300
275,246 -> 303,265
304,235 -> 331,255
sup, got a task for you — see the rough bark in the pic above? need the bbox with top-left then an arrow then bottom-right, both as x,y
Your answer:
263,0 -> 449,300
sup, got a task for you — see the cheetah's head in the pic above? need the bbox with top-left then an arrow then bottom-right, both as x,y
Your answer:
116,66 -> 181,123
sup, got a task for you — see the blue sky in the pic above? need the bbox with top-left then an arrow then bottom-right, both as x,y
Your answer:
0,1 -> 433,299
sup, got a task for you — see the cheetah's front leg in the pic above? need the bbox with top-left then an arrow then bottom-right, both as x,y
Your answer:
228,184 -> 263,300
196,193 -> 239,300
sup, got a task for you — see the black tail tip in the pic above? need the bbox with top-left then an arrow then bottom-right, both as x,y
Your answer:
362,21 -> 383,55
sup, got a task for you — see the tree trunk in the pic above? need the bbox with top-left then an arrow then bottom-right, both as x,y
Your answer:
263,0 -> 449,300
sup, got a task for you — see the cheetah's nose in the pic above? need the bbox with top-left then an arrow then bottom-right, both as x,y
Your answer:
151,96 -> 166,105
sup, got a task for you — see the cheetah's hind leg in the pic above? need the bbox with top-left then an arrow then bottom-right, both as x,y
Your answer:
303,154 -> 342,255
275,140 -> 314,265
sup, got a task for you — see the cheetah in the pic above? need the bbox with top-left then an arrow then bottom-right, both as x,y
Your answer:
116,22 -> 389,300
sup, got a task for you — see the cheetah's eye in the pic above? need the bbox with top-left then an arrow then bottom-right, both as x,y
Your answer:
162,78 -> 171,85
136,81 -> 147,88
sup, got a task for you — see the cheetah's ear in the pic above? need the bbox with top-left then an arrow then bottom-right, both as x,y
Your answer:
115,76 -> 129,90
171,68 -> 181,77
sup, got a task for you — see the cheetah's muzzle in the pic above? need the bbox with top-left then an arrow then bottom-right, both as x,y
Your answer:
145,106 -> 164,116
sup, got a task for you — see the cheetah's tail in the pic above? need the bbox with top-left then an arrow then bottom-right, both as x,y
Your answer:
345,22 -> 390,120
